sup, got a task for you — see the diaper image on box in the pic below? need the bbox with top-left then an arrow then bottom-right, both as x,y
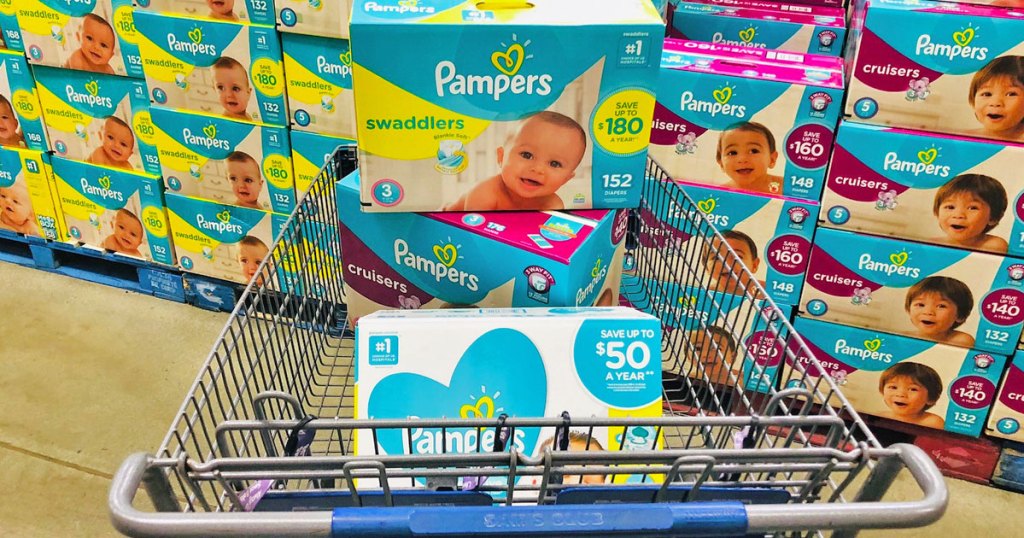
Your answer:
988,352 -> 1024,442
135,0 -> 277,27
669,0 -> 847,56
801,228 -> 1024,355
355,307 -> 663,487
52,157 -> 175,264
16,0 -> 141,77
649,39 -> 844,201
290,129 -> 353,196
788,317 -> 1006,437
277,0 -> 351,39
151,107 -> 295,214
34,66 -> 160,175
0,49 -> 47,151
133,12 -> 287,127
0,0 -> 22,51
0,147 -> 62,239
823,122 -> 1024,257
165,192 -> 289,284
282,33 -> 355,138
338,170 -> 629,322
350,0 -> 664,213
846,0 -> 1024,143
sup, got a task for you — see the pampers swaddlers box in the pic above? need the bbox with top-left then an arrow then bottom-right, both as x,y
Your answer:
0,49 -> 47,151
133,12 -> 287,127
988,352 -> 1024,442
648,39 -> 844,201
787,317 -> 1005,437
277,0 -> 350,39
801,228 -> 1024,355
282,33 -> 355,138
0,0 -> 23,51
822,122 -> 1024,257
134,0 -> 277,27
846,0 -> 1024,142
150,107 -> 295,214
0,147 -> 62,239
337,171 -> 628,322
51,157 -> 175,264
355,308 -> 663,485
290,129 -> 353,196
350,0 -> 664,212
34,66 -> 160,175
16,0 -> 141,77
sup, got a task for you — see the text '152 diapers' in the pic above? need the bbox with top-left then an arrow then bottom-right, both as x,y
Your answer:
0,147 -> 61,239
846,0 -> 1024,143
355,307 -> 663,488
648,39 -> 844,201
801,227 -> 1024,355
0,49 -> 47,151
134,0 -> 277,27
788,317 -> 1006,437
987,351 -> 1024,442
33,66 -> 160,175
337,170 -> 628,323
16,0 -> 141,77
282,33 -> 355,139
822,121 -> 1024,257
133,12 -> 288,127
51,157 -> 175,264
349,0 -> 664,212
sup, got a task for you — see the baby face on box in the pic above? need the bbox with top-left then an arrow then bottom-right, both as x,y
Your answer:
823,122 -> 1024,256
282,33 -> 355,138
846,0 -> 1024,142
133,12 -> 287,127
0,148 -> 60,239
802,228 -> 1024,355
135,0 -> 276,26
151,108 -> 295,214
16,0 -> 141,77
0,50 -> 47,151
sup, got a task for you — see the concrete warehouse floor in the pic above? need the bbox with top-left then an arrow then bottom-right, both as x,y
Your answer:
0,261 -> 1021,537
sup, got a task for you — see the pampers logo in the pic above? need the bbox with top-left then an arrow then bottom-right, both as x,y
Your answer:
915,25 -> 988,61
364,0 -> 436,14
393,238 -> 481,291
316,51 -> 352,78
712,26 -> 767,48
833,337 -> 894,363
196,209 -> 244,235
435,35 -> 553,101
66,80 -> 113,108
882,146 -> 951,178
575,257 -> 609,305
679,84 -> 747,118
167,27 -> 218,56
80,175 -> 124,202
182,124 -> 232,151
857,249 -> 921,278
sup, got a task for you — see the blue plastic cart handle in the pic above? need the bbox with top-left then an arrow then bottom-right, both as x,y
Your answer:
331,501 -> 748,536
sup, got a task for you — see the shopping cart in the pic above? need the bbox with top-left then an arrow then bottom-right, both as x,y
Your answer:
109,150 -> 947,537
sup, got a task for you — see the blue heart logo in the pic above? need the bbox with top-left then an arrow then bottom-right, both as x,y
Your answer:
368,329 -> 547,458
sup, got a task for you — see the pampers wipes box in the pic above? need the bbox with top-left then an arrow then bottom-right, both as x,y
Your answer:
988,352 -> 1024,442
822,122 -> 1024,257
34,66 -> 160,175
133,12 -> 288,127
338,171 -> 628,323
0,49 -> 47,151
135,0 -> 277,27
788,317 -> 1006,437
282,33 -> 355,139
355,307 -> 663,486
0,147 -> 62,239
801,227 -> 1024,355
290,129 -> 353,196
648,39 -> 844,201
16,0 -> 141,77
845,0 -> 1024,143
349,0 -> 664,212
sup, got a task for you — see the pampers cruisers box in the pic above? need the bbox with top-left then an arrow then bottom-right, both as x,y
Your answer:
349,0 -> 664,212
134,0 -> 277,27
281,33 -> 355,139
0,147 -> 62,239
34,66 -> 160,175
0,49 -> 47,151
845,0 -> 1024,143
51,157 -> 175,264
787,317 -> 1006,437
150,107 -> 296,214
355,307 -> 663,487
822,122 -> 1024,256
290,129 -> 353,196
988,352 -> 1024,442
133,12 -> 288,127
801,227 -> 1024,355
648,39 -> 844,201
337,170 -> 628,323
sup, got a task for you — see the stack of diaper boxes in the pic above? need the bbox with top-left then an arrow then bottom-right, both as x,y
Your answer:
795,0 -> 1024,437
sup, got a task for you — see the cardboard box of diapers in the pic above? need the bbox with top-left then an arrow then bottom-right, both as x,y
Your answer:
0,48 -> 47,151
355,307 -> 663,487
0,146 -> 62,240
987,352 -> 1024,442
787,317 -> 1005,437
338,171 -> 628,324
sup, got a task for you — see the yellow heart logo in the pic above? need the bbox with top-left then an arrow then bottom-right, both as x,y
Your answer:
98,176 -> 111,190
738,27 -> 756,43
889,251 -> 908,266
216,210 -> 231,223
712,86 -> 732,105
696,197 -> 716,213
918,148 -> 937,164
398,0 -> 417,6
433,243 -> 458,267
188,28 -> 202,44
202,124 -> 217,138
85,80 -> 99,96
864,338 -> 882,352
491,43 -> 525,77
460,396 -> 494,418
953,27 -> 974,47
339,50 -> 352,66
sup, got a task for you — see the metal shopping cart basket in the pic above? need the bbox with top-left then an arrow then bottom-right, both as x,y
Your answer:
109,149 -> 947,537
